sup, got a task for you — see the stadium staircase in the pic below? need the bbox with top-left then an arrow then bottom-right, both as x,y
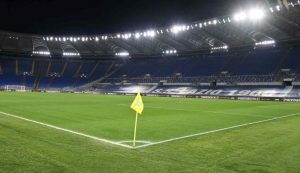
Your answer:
74,62 -> 84,77
31,61 -> 35,75
46,61 -> 52,76
15,59 -> 19,76
60,62 -> 68,76
273,48 -> 292,74
33,62 -> 46,90
88,61 -> 100,77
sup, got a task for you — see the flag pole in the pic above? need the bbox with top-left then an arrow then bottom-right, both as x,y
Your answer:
133,112 -> 139,148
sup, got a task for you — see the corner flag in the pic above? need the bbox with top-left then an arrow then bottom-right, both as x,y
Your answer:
131,92 -> 144,148
130,92 -> 144,114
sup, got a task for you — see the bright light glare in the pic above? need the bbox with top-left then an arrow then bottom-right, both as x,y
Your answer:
234,12 -> 247,21
234,8 -> 266,22
171,25 -> 187,34
248,8 -> 265,21
135,33 -> 141,39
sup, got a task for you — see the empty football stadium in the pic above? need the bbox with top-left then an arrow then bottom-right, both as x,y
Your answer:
0,0 -> 300,172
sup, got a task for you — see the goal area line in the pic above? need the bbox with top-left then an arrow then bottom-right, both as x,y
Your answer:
1,111 -> 299,150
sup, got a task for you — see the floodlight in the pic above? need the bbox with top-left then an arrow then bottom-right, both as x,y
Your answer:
163,49 -> 177,55
171,25 -> 186,34
32,51 -> 51,56
248,8 -> 265,21
276,5 -> 281,11
255,40 -> 276,46
63,52 -> 80,56
135,33 -> 141,39
147,30 -> 156,37
234,12 -> 247,21
116,52 -> 130,57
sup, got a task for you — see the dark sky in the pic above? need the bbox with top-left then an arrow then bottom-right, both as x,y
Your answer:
0,0 -> 269,35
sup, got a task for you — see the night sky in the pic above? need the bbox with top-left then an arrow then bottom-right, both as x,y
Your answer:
0,0 -> 268,35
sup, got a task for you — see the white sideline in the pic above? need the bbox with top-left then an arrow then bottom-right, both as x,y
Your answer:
0,111 -> 134,149
1,111 -> 299,150
135,112 -> 300,149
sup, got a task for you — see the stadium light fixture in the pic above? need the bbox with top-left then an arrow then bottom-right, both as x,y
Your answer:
233,12 -> 247,22
248,8 -> 265,21
135,33 -> 141,39
213,20 -> 218,25
234,8 -> 265,22
211,45 -> 228,50
32,51 -> 51,56
255,40 -> 276,46
163,49 -> 177,55
147,30 -> 156,38
171,25 -> 187,34
63,52 -> 80,57
116,52 -> 130,57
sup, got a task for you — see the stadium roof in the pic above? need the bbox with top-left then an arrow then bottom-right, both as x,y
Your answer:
0,2 -> 300,59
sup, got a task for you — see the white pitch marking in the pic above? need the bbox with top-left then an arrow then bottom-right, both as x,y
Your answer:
117,140 -> 153,144
135,112 -> 300,149
0,111 -> 133,149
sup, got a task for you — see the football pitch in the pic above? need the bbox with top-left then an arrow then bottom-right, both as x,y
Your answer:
0,92 -> 299,172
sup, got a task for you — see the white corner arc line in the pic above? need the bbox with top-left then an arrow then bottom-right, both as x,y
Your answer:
0,111 -> 133,149
135,112 -> 300,149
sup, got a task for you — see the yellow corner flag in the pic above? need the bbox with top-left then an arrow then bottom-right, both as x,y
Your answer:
131,92 -> 144,148
130,92 -> 144,115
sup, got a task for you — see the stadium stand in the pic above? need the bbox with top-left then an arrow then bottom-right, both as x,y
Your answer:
0,3 -> 300,100
0,47 -> 300,91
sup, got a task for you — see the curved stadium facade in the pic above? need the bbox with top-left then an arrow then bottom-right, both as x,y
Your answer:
0,2 -> 300,101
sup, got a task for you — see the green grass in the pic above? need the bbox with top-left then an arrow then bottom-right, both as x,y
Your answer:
0,92 -> 299,172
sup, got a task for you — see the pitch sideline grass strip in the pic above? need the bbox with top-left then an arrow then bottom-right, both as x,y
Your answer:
1,111 -> 300,150
135,112 -> 300,149
0,111 -> 134,149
